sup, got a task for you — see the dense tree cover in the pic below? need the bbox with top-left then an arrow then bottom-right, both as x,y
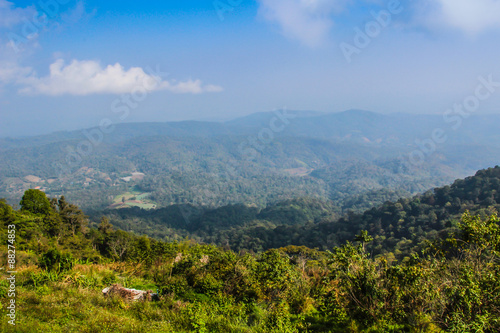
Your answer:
1,191 -> 500,332
296,166 -> 500,259
93,167 -> 500,260
4,111 -> 500,220
1,123 -> 487,212
91,198 -> 340,249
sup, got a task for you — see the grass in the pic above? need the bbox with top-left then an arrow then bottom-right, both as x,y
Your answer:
124,202 -> 156,209
111,191 -> 156,210
0,263 -> 178,332
0,288 -> 178,332
0,262 -> 289,333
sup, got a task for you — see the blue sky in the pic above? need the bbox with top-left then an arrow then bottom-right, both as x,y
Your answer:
1,0 -> 500,137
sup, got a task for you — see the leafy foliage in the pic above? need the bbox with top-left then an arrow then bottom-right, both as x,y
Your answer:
20,189 -> 51,215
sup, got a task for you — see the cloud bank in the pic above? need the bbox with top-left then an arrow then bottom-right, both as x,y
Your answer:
258,0 -> 500,47
14,59 -> 223,96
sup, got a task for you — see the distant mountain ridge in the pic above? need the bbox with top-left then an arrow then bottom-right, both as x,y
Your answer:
2,109 -> 500,149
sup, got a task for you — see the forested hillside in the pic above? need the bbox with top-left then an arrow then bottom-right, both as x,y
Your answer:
2,110 -> 500,212
96,167 -> 500,260
1,184 -> 500,332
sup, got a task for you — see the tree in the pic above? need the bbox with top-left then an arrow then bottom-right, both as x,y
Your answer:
20,189 -> 51,215
458,211 -> 500,256
42,211 -> 63,238
355,230 -> 373,252
58,196 -> 88,235
109,230 -> 132,261
0,199 -> 15,225
98,216 -> 113,235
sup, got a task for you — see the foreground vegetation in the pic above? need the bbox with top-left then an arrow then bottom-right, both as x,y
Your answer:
1,185 -> 500,332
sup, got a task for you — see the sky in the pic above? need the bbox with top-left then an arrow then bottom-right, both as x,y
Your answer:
1,0 -> 500,137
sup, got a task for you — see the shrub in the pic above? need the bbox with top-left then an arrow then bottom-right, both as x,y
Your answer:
39,248 -> 74,272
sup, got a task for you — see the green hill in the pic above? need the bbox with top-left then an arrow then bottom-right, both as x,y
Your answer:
2,111 -> 500,213
94,166 -> 500,260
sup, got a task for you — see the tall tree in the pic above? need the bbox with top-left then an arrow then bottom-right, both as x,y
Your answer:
58,196 -> 88,235
20,189 -> 51,215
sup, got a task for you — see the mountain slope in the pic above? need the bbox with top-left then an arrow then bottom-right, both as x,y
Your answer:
94,166 -> 500,259
2,110 -> 500,212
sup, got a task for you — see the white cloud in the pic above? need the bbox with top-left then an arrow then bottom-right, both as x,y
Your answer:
417,0 -> 500,34
61,1 -> 95,24
15,59 -> 223,96
257,0 -> 346,47
0,1 -> 96,55
438,0 -> 500,34
257,0 -> 500,44
0,62 -> 32,83
0,0 -> 36,28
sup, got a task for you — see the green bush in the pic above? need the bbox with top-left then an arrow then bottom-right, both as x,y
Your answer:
39,248 -> 74,272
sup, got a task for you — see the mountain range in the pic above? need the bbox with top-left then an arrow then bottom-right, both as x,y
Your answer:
1,109 -> 500,212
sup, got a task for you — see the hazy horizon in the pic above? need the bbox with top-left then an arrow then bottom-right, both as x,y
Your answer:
4,107 -> 500,140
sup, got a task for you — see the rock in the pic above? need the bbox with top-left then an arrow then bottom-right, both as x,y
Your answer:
102,284 -> 159,301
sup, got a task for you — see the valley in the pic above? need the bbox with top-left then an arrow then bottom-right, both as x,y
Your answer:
2,110 -> 498,213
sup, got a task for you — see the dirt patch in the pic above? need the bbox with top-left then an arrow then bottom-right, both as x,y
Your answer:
284,167 -> 312,177
24,175 -> 42,183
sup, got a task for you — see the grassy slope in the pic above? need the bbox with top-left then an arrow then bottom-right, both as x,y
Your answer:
0,262 -> 295,333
